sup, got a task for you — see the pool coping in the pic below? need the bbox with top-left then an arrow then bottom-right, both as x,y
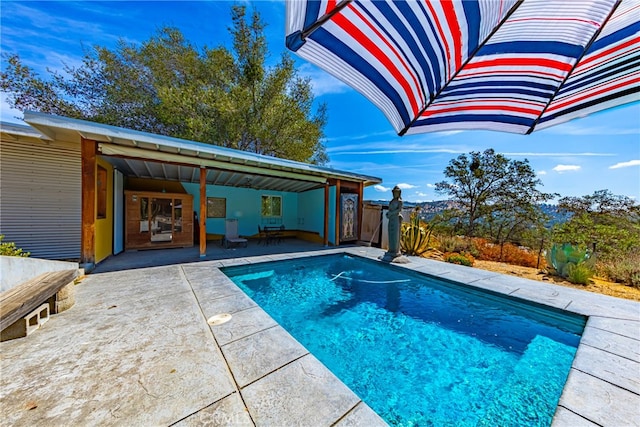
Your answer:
213,246 -> 640,426
1,246 -> 638,426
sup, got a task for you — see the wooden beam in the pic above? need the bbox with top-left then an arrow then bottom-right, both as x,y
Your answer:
199,168 -> 207,257
323,182 -> 329,246
358,181 -> 364,241
335,179 -> 341,246
81,138 -> 96,266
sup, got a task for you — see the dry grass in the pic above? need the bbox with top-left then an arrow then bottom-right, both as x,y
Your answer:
421,246 -> 640,302
473,260 -> 640,302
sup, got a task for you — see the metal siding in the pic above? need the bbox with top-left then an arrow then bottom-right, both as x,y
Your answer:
0,137 -> 82,259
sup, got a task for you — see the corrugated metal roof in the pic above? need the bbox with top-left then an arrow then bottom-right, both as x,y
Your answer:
19,111 -> 382,192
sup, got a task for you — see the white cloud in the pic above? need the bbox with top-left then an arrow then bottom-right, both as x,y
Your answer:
537,170 -> 547,175
609,160 -> 640,169
426,183 -> 436,188
324,130 -> 396,142
433,130 -> 464,137
416,192 -> 427,197
552,165 -> 581,173
326,136 -> 474,156
330,147 -> 463,156
298,63 -> 350,97
397,183 -> 417,189
374,184 -> 390,192
503,152 -> 615,157
327,139 -> 468,156
545,123 -> 639,136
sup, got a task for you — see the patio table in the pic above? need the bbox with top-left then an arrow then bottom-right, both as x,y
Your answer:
262,226 -> 284,246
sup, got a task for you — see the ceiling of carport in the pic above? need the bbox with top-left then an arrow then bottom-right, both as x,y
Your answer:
106,156 -> 325,193
21,111 -> 382,193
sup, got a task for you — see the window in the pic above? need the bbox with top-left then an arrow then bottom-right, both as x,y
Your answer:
97,165 -> 107,219
261,195 -> 282,217
207,197 -> 226,218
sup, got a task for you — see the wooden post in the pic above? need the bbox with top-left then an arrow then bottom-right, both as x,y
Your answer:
323,182 -> 329,246
199,168 -> 207,257
81,138 -> 96,267
357,181 -> 364,241
335,179 -> 341,246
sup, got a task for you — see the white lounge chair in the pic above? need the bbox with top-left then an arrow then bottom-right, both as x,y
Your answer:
224,219 -> 248,248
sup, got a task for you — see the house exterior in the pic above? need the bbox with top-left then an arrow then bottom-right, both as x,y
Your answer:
0,111 -> 382,269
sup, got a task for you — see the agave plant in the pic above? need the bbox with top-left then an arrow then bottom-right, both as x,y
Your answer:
401,208 -> 434,256
546,243 -> 595,279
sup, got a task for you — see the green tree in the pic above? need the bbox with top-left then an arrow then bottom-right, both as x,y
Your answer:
554,190 -> 640,258
484,196 -> 550,260
1,5 -> 328,164
435,149 -> 555,237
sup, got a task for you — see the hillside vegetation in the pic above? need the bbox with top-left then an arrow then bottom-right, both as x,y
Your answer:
398,150 -> 639,297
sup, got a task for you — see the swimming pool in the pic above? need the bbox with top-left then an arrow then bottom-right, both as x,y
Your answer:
222,253 -> 586,426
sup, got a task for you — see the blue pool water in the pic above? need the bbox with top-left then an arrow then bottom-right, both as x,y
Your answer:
222,254 -> 585,426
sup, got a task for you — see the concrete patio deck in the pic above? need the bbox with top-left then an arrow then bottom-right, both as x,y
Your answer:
1,242 -> 638,426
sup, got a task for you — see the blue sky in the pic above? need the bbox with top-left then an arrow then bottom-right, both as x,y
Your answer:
1,1 -> 639,202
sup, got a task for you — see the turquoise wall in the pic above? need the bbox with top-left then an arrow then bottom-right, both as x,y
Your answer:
182,183 -> 301,237
297,188 -> 325,236
182,183 -> 340,244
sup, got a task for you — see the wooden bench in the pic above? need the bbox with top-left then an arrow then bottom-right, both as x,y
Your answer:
0,269 -> 79,341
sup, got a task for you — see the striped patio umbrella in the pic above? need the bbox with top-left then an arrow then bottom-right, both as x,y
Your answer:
285,0 -> 639,135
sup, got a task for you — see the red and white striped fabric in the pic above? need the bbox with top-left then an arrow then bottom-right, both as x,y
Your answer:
286,0 -> 640,135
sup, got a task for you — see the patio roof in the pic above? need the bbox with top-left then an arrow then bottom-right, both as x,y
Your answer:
16,111 -> 382,193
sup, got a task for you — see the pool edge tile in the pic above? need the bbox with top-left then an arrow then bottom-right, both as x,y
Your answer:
240,353 -> 362,427
221,325 -> 309,388
334,401 -> 388,427
555,368 -> 640,427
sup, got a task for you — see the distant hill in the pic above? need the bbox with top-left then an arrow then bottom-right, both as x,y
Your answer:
365,200 -> 570,225
539,203 -> 571,225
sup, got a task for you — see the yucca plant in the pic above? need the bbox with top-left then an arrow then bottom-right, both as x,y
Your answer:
401,208 -> 434,256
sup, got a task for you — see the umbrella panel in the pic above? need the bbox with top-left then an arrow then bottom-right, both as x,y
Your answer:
286,0 -> 640,135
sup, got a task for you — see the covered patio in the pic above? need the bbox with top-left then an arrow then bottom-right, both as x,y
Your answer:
91,238 -> 343,274
17,111 -> 381,269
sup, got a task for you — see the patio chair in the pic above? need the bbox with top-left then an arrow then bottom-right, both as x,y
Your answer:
224,219 -> 248,248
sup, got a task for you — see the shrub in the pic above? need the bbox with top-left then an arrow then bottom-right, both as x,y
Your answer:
439,235 -> 472,254
566,263 -> 594,285
597,252 -> 640,289
0,235 -> 30,257
443,252 -> 475,267
501,244 -> 538,268
471,238 -> 537,268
